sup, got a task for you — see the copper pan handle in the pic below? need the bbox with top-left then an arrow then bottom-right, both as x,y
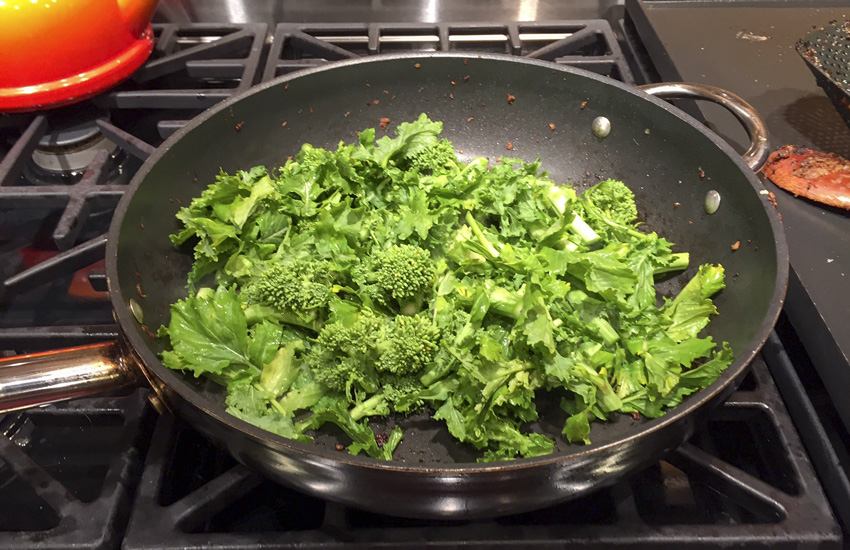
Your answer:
638,82 -> 770,171
0,342 -> 139,413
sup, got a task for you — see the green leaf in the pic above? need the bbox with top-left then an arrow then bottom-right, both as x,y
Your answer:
563,411 -> 591,445
227,407 -> 310,442
373,114 -> 443,167
259,339 -> 305,397
163,286 -> 253,377
665,265 -> 725,342
247,321 -> 283,371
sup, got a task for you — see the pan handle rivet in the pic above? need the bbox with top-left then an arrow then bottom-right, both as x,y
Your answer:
705,190 -> 721,214
591,116 -> 611,139
129,299 -> 144,324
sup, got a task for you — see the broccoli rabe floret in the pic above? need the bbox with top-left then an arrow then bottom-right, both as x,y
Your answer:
306,311 -> 439,416
249,259 -> 334,311
306,312 -> 382,399
244,259 -> 335,331
375,314 -> 441,376
583,179 -> 639,226
406,138 -> 460,175
283,143 -> 333,176
579,179 -> 649,242
353,244 -> 436,315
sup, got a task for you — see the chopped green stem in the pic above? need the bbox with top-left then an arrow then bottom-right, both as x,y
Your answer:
545,185 -> 568,215
465,211 -> 500,258
253,383 -> 291,416
350,393 -> 389,421
381,426 -> 404,459
653,253 -> 690,275
488,285 -> 524,320
568,213 -> 601,245
590,317 -> 620,344
420,357 -> 456,387
475,362 -> 535,423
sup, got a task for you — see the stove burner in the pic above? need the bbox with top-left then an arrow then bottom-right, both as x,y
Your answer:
32,126 -> 118,176
29,106 -> 120,178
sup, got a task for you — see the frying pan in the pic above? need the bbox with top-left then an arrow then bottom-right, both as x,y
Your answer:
0,54 -> 787,519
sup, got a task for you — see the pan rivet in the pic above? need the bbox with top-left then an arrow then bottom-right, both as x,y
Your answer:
705,190 -> 721,214
591,116 -> 611,139
129,299 -> 143,324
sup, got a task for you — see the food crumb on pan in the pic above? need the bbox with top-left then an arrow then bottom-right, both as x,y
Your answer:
463,75 -> 470,82
136,283 -> 147,299
379,117 -> 391,130
767,191 -> 778,208
699,167 -> 706,179
464,58 -> 468,65
467,117 -> 474,123
365,82 -> 371,88
451,81 -> 457,86
383,90 -> 389,95
282,121 -> 287,127
536,138 -> 540,143
507,94 -> 516,104
449,93 -> 454,100
372,100 -> 379,105
581,100 -> 588,109
414,63 -> 421,69
335,444 -> 345,451
344,111 -> 351,117
549,123 -> 556,131
673,202 -> 680,208
506,141 -> 514,151
731,240 -> 741,251
235,121 -> 244,131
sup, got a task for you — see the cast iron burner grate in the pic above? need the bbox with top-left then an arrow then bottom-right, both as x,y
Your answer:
264,21 -> 632,83
0,23 -> 266,347
121,356 -> 840,550
0,390 -> 154,550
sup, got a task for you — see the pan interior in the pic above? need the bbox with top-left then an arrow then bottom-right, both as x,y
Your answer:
112,54 -> 781,466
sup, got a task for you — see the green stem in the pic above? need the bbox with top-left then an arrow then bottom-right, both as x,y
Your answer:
465,211 -> 500,258
653,253 -> 690,275
350,394 -> 389,421
568,213 -> 601,245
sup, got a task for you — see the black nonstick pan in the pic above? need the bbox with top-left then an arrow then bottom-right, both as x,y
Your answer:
0,54 -> 787,519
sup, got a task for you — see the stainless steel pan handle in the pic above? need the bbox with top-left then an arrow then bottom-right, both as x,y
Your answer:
638,82 -> 770,171
0,342 -> 138,413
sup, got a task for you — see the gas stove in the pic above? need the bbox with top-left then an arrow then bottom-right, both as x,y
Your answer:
1,11 -> 848,550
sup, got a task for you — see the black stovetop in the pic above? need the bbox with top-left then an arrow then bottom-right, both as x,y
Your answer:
0,14 -> 847,550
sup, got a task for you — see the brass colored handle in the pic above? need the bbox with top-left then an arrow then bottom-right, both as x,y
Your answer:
0,342 -> 138,413
638,82 -> 770,171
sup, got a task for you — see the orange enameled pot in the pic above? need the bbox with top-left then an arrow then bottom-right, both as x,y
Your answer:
0,0 -> 159,112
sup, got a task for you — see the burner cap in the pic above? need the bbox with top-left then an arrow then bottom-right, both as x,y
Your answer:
32,104 -> 118,174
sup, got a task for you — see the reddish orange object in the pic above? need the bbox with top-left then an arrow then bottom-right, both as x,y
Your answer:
0,0 -> 159,112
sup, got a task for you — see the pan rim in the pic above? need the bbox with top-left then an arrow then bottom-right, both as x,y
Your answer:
106,51 -> 789,473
